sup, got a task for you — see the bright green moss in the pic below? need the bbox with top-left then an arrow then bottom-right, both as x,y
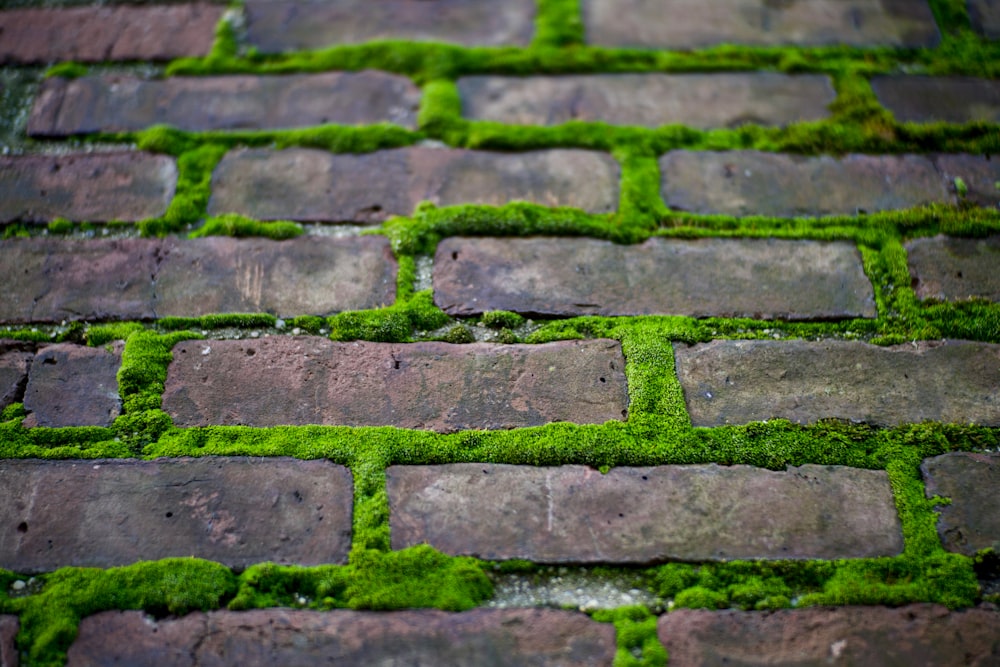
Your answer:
481,310 -> 525,329
45,218 -> 73,235
190,214 -> 303,240
86,323 -> 146,347
43,63 -> 87,80
592,606 -> 667,667
534,0 -> 585,48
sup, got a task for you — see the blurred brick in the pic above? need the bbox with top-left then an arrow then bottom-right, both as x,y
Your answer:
0,343 -> 32,412
872,76 -> 1000,123
906,234 -> 1000,301
969,0 -> 1000,38
0,615 -> 16,667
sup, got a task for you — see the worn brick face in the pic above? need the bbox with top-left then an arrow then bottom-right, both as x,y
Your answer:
906,234 -> 1000,301
922,452 -> 1000,555
872,76 -> 1000,123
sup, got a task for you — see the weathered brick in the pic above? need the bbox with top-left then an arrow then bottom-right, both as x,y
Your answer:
388,464 -> 902,562
969,0 -> 1000,38
0,615 -> 16,667
675,339 -> 1000,427
458,73 -> 835,128
0,342 -> 32,412
582,0 -> 940,48
872,76 -> 1000,123
658,604 -> 1000,667
244,0 -> 535,51
67,608 -> 615,667
906,234 -> 1000,301
0,458 -> 352,572
932,154 -> 1000,209
433,237 -> 876,320
28,71 -> 420,136
163,338 -> 628,431
922,452 -> 1000,555
208,147 -> 619,221
0,5 -> 223,64
660,151 -> 950,216
22,343 -> 122,428
153,236 -> 398,317
0,153 -> 176,223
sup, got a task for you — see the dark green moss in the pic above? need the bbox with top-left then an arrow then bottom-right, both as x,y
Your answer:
481,310 -> 525,329
442,324 -> 475,343
157,314 -> 277,331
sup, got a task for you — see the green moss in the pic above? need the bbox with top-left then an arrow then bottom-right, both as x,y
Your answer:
43,63 -> 87,80
442,324 -> 475,343
481,310 -> 525,329
190,214 -> 303,240
534,0 -> 585,48
287,315 -> 325,334
45,218 -> 73,235
158,314 -> 277,331
592,606 -> 667,667
86,323 -> 146,347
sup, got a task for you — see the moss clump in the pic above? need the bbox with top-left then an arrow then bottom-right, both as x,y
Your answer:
43,63 -> 87,80
190,214 -> 303,240
86,323 -> 145,347
592,606 -> 667,667
481,310 -> 525,329
158,314 -> 277,331
45,218 -> 73,235
442,324 -> 475,343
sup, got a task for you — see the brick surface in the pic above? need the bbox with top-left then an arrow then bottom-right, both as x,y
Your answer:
0,237 -> 394,324
0,153 -> 176,223
244,0 -> 535,51
969,0 -> 1000,38
208,147 -> 619,221
153,236 -> 398,317
22,343 -> 122,428
658,604 -> 1000,667
872,76 -> 1000,123
0,343 -> 32,412
388,464 -> 903,562
164,338 -> 628,431
28,71 -> 420,136
659,151 -> 950,216
433,237 -> 876,320
67,608 -> 615,667
0,615 -> 15,667
458,73 -> 835,129
0,458 -> 352,572
932,154 -> 1000,209
0,5 -> 223,64
922,452 -> 1000,555
582,0 -> 940,48
906,234 -> 1000,301
675,339 -> 1000,427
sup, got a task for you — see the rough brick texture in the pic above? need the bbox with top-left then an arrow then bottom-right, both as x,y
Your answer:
0,342 -> 32,412
872,76 -> 1000,123
28,71 -> 420,136
969,0 -> 1000,38
433,237 -> 876,319
906,234 -> 1000,301
458,73 -> 835,128
931,154 -> 1000,209
0,458 -> 352,572
0,5 -> 223,64
582,0 -> 940,48
660,151 -> 950,216
0,236 -> 395,323
0,153 -> 176,223
67,608 -> 615,667
922,452 -> 1000,555
387,464 -> 903,562
164,338 -> 628,432
22,343 -> 122,428
209,147 -> 619,221
675,339 -> 1000,427
244,0 -> 536,51
0,615 -> 16,667
658,604 -> 1000,666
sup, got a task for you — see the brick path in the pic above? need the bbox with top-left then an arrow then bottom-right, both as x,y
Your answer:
1,0 -> 999,665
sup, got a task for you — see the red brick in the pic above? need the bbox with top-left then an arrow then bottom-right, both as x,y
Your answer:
208,147 -> 619,221
583,0 -> 940,48
675,339 -> 1000,427
0,343 -> 32,412
658,605 -> 1000,667
433,236 -> 875,320
872,76 -> 1000,123
28,71 -> 420,136
0,153 -> 176,223
22,343 -> 122,428
0,615 -> 16,667
67,608 -> 615,667
0,458 -> 352,572
244,0 -> 536,52
0,5 -> 223,64
922,452 -> 1000,556
906,234 -> 1000,301
459,73 -> 835,128
163,338 -> 628,432
387,464 -> 903,562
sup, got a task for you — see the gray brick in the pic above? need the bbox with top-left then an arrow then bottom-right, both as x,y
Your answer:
906,234 -> 1000,301
922,452 -> 1000,555
872,76 -> 1000,123
969,0 -> 1000,38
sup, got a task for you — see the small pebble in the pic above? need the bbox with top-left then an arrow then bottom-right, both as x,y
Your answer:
11,580 -> 26,591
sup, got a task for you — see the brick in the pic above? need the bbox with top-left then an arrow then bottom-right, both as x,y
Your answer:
922,452 -> 1000,555
0,153 -> 176,223
906,234 -> 1000,301
27,71 -> 420,136
0,458 -> 352,572
0,615 -> 16,667
244,0 -> 535,52
872,76 -> 1000,123
675,339 -> 1000,427
932,154 -> 1000,209
458,73 -> 834,129
208,147 -> 619,221
163,338 -> 628,432
660,151 -> 950,216
67,608 -> 615,667
0,5 -> 223,64
153,236 -> 398,318
388,463 -> 902,562
658,604 -> 1000,667
582,0 -> 940,48
969,0 -> 1000,38
22,343 -> 122,428
434,237 -> 876,320
0,342 -> 32,412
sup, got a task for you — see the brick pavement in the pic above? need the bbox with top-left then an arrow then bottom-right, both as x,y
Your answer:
1,0 -> 999,664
